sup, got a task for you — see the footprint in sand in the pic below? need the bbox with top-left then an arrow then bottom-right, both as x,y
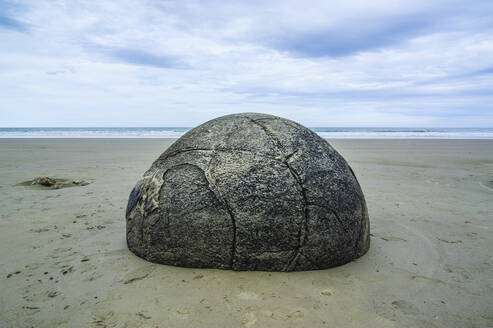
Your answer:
380,236 -> 407,242
269,308 -> 305,321
170,308 -> 190,320
91,311 -> 119,328
30,227 -> 50,233
391,300 -> 421,315
49,247 -> 76,260
479,179 -> 493,192
46,290 -> 58,298
242,312 -> 257,328
122,266 -> 154,285
443,264 -> 472,281
6,270 -> 22,278
83,271 -> 104,282
437,237 -> 462,244
237,291 -> 261,301
320,288 -> 334,296
136,311 -> 151,320
78,262 -> 103,282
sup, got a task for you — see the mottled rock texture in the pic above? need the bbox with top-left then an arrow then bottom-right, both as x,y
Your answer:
126,113 -> 370,271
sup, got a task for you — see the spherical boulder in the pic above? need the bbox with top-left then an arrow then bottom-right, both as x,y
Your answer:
126,113 -> 370,271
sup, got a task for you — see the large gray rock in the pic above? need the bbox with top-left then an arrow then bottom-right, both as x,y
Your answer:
126,113 -> 370,271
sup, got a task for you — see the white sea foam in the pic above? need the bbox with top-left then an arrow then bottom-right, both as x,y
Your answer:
315,131 -> 493,139
0,128 -> 492,139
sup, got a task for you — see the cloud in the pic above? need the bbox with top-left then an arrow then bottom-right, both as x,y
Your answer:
111,48 -> 185,69
0,1 -> 29,32
415,65 -> 493,87
0,0 -> 492,127
88,44 -> 188,69
472,66 -> 493,76
266,15 -> 429,57
0,15 -> 27,32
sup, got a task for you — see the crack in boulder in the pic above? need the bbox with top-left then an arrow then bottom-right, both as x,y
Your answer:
353,191 -> 369,254
331,210 -> 351,236
205,156 -> 238,269
283,163 -> 309,271
249,118 -> 309,272
159,147 -> 287,164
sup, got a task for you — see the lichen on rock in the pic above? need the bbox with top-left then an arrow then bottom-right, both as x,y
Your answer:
126,113 -> 370,271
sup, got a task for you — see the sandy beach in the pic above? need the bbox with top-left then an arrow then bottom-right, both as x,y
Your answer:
0,138 -> 492,328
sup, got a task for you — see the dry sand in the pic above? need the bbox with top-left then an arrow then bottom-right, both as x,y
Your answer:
0,139 -> 492,328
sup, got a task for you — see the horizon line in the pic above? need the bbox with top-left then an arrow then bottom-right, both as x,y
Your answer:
1,126 -> 492,129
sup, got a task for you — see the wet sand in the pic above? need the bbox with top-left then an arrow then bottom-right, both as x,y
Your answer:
0,139 -> 492,327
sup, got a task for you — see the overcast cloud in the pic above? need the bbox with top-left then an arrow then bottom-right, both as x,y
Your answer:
1,0 -> 493,127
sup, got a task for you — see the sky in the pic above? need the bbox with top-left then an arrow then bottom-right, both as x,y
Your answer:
1,0 -> 493,127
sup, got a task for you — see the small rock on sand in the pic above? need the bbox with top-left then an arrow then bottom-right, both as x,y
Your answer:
21,177 -> 90,190
32,177 -> 56,187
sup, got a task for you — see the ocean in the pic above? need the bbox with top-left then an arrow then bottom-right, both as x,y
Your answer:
0,127 -> 492,139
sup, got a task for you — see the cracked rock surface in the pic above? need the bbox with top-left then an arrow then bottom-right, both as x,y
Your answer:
126,113 -> 370,271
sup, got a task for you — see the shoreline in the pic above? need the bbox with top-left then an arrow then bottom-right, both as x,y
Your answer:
2,137 -> 493,140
